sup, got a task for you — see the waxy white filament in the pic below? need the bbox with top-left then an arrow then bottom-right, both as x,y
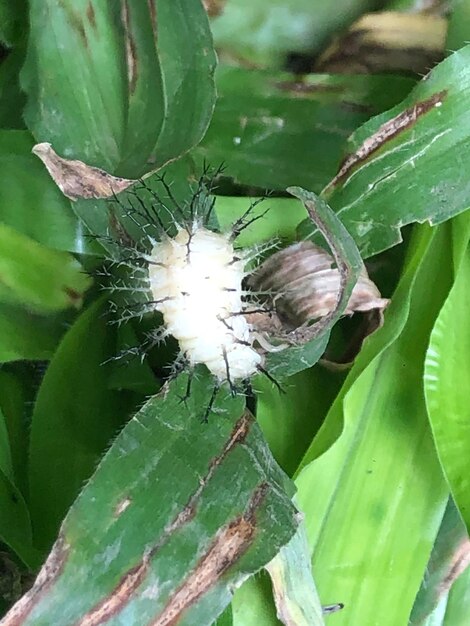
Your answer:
148,225 -> 262,381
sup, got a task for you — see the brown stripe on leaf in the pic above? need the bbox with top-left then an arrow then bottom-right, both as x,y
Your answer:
155,412 -> 253,541
149,483 -> 269,626
275,81 -> 344,96
438,538 -> 470,596
63,286 -> 83,306
121,0 -> 138,94
68,414 -> 253,626
0,535 -> 70,626
73,557 -> 151,626
147,0 -> 158,46
86,2 -> 96,29
324,89 -> 448,193
58,0 -> 88,49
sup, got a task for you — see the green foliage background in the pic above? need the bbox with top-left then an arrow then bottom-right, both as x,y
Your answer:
1,0 -> 470,625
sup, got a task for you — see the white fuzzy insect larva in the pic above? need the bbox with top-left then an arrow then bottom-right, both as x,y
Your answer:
148,224 -> 263,382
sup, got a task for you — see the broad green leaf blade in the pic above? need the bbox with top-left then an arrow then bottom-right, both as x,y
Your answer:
291,224 -> 452,626
0,303 -> 65,363
424,246 -> 470,532
151,0 -> 217,168
0,223 -> 91,312
22,1 -> 127,172
8,376 -> 298,626
265,187 -> 363,379
196,67 -> 414,193
28,299 -> 136,552
22,0 -> 216,177
265,520 -> 325,626
0,130 -> 92,253
256,366 -> 345,476
306,45 -> 470,258
113,2 -> 165,176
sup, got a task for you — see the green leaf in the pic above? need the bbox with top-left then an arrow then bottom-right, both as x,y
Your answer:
0,0 -> 28,47
22,0 -> 216,177
290,224 -> 452,626
28,298 -> 136,552
196,67 -> 414,193
447,0 -> 470,52
0,404 -> 37,568
0,51 -> 27,129
443,561 -> 470,625
424,241 -> 470,532
215,196 -> 305,248
0,367 -> 29,492
0,223 -> 91,312
256,366 -> 345,477
210,0 -> 381,67
0,130 -> 93,253
15,375 -> 298,626
310,44 -> 470,258
0,303 -> 65,363
150,0 -> 217,168
22,1 -> 127,172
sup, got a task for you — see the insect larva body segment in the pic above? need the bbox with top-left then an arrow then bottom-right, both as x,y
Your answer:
148,224 -> 262,382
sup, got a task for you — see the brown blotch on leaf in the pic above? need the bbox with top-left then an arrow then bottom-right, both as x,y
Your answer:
1,534 -> 70,626
59,0 -> 88,48
32,143 -> 135,201
439,538 -> 470,596
114,497 -> 132,518
325,88 -> 448,193
121,1 -> 138,94
86,2 -> 96,29
147,0 -> 158,45
202,0 -> 226,18
63,286 -> 83,307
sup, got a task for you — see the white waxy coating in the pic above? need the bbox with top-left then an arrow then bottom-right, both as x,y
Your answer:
148,226 -> 262,381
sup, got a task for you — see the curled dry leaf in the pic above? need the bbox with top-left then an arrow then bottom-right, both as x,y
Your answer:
248,240 -> 389,345
32,143 -> 136,201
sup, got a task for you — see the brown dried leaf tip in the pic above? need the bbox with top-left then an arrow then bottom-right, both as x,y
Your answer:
202,0 -> 226,18
249,240 -> 389,334
32,143 -> 135,201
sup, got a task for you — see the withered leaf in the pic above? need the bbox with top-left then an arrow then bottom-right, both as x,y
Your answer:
32,143 -> 136,201
249,240 -> 389,339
